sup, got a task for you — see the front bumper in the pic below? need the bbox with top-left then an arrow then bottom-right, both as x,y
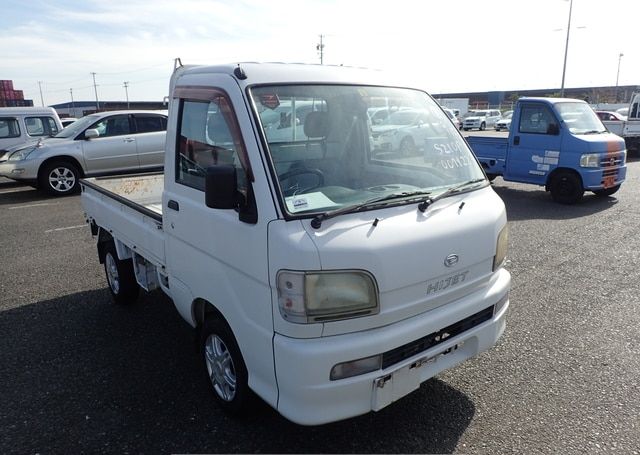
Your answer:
273,268 -> 510,425
0,159 -> 40,181
581,165 -> 627,190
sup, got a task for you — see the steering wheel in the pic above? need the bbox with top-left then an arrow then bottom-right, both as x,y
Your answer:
278,167 -> 325,196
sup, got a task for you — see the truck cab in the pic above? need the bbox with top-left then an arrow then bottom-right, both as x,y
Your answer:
468,97 -> 626,204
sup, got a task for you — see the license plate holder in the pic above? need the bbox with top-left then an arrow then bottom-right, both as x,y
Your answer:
603,175 -> 616,189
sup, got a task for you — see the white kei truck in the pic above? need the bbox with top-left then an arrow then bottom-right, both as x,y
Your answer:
80,62 -> 511,425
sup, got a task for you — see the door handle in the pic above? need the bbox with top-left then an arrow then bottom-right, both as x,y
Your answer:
513,136 -> 520,146
123,137 -> 135,143
167,200 -> 180,211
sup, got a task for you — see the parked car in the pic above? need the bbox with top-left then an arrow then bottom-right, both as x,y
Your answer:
595,110 -> 626,136
371,109 -> 438,156
494,111 -> 513,131
595,111 -> 626,122
443,108 -> 461,129
0,110 -> 167,195
462,109 -> 501,131
0,107 -> 63,154
60,117 -> 78,127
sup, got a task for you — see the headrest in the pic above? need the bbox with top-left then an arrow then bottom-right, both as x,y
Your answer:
304,111 -> 329,138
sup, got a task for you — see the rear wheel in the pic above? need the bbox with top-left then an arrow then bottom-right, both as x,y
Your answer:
39,160 -> 81,196
103,242 -> 139,305
593,185 -> 621,197
479,122 -> 486,131
549,171 -> 584,204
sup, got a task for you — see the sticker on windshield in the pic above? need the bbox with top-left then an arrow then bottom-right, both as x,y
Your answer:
426,141 -> 474,170
285,192 -> 340,213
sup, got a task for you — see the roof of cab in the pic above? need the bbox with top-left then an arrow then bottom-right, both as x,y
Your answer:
174,62 -> 416,89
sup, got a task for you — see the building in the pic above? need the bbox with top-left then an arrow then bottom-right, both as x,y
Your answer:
435,84 -> 639,111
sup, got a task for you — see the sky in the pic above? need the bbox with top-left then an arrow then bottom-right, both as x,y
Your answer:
1,0 -> 638,106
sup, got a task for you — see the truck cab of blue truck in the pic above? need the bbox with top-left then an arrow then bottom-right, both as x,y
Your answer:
466,97 -> 627,204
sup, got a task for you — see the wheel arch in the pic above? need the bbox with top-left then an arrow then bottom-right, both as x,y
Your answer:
545,167 -> 583,191
37,155 -> 85,183
193,298 -> 227,329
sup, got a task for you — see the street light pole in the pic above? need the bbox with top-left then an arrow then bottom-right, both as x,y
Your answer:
91,72 -> 99,112
560,0 -> 573,97
615,53 -> 624,102
123,81 -> 130,109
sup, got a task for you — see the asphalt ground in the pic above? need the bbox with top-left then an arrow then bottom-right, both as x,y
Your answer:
1,154 -> 639,454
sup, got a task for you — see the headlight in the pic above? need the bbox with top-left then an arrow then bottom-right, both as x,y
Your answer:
277,270 -> 379,323
580,153 -> 600,168
8,147 -> 37,161
493,224 -> 509,271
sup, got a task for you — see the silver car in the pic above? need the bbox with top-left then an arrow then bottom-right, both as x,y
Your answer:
0,110 -> 167,195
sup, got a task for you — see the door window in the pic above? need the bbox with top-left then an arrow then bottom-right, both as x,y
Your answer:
134,115 -> 167,133
90,115 -> 131,137
519,105 -> 558,134
0,118 -> 20,138
25,116 -> 59,137
176,98 -> 246,191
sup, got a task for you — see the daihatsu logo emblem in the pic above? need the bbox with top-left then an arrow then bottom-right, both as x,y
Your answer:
444,254 -> 459,267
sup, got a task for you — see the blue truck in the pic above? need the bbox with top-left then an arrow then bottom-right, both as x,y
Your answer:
466,97 -> 627,204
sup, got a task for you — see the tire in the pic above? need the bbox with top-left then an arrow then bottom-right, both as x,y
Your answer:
103,242 -> 139,305
200,318 -> 252,416
593,185 -> 621,197
463,128 -> 469,131
399,136 -> 416,156
39,160 -> 81,196
549,171 -> 584,204
479,122 -> 486,131
486,173 -> 498,182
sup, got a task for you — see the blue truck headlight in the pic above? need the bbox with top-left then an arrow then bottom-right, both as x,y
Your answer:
277,270 -> 379,323
580,153 -> 600,168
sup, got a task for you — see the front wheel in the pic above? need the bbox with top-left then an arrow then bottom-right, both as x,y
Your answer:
593,185 -> 621,197
39,160 -> 81,196
399,136 -> 416,156
201,318 -> 252,416
549,171 -> 584,204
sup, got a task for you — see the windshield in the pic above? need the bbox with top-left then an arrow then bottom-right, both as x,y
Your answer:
251,84 -> 486,216
53,114 -> 101,138
556,102 -> 606,134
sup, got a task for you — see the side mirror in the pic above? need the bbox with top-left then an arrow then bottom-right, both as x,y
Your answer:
84,129 -> 100,140
547,123 -> 560,135
205,165 -> 239,209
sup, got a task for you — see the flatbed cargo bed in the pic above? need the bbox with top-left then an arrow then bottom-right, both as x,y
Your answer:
80,172 -> 166,267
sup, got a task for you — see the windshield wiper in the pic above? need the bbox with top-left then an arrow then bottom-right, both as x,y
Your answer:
310,190 -> 431,229
582,130 -> 605,135
417,178 -> 487,212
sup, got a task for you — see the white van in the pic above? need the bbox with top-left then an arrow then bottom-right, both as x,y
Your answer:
0,107 -> 63,153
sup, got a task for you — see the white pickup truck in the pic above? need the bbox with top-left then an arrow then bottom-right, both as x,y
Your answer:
621,93 -> 640,153
80,62 -> 511,425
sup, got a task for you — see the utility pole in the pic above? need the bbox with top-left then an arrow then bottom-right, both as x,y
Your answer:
69,88 -> 75,117
38,81 -> 44,106
316,34 -> 325,65
615,53 -> 624,102
91,72 -> 99,111
560,0 -> 573,97
123,81 -> 130,109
